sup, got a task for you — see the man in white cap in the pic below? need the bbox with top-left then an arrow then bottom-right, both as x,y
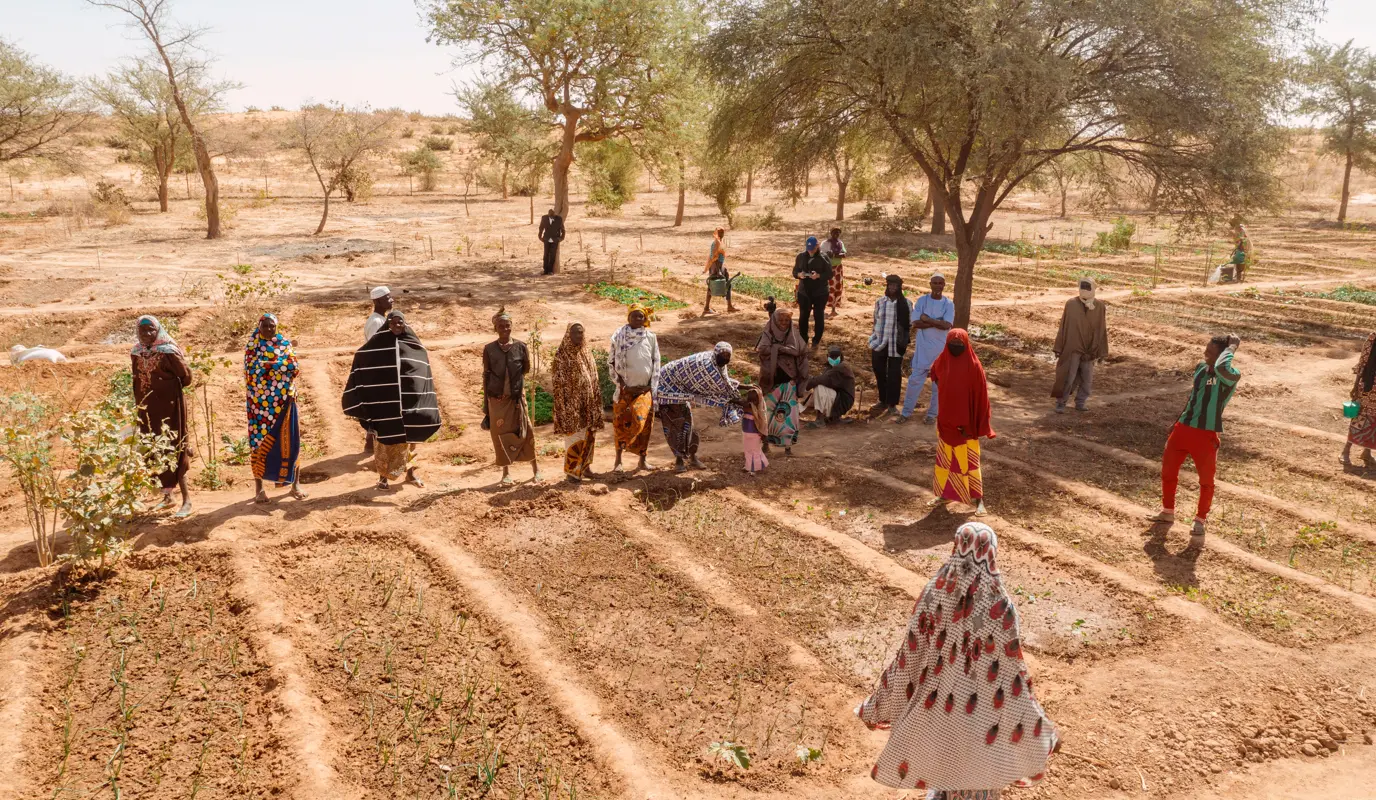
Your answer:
895,272 -> 954,424
365,286 -> 392,341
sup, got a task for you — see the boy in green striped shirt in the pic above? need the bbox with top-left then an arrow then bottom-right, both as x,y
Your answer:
1147,334 -> 1241,541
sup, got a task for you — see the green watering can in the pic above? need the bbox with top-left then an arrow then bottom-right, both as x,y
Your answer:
1344,401 -> 1361,420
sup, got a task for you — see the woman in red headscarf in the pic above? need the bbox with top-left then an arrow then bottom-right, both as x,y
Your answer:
929,329 -> 994,515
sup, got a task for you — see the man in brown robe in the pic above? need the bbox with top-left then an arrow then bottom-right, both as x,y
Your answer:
1051,278 -> 1109,413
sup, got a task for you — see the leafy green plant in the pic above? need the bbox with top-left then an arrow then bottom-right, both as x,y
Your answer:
1093,217 -> 1136,251
707,741 -> 751,770
795,744 -> 823,765
732,205 -> 784,231
422,135 -> 454,151
0,392 -> 62,566
58,397 -> 177,572
592,348 -> 616,409
585,282 -> 687,311
578,139 -> 639,212
730,274 -> 794,300
220,434 -> 250,466
400,146 -> 443,191
908,248 -> 959,262
530,385 -> 555,425
1305,284 -> 1376,306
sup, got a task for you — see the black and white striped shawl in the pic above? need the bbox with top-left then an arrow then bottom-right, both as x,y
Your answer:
341,328 -> 442,444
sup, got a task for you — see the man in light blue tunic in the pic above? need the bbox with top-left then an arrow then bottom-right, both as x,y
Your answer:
895,272 -> 955,424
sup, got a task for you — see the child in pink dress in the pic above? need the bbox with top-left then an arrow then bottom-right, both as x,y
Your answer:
742,386 -> 769,475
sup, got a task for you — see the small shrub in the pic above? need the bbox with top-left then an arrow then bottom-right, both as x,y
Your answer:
1094,217 -> 1136,251
338,165 -> 374,203
578,139 -> 639,212
640,204 -> 660,216
244,105 -> 261,113
220,434 -> 250,466
401,127 -> 415,139
700,170 -> 741,221
584,282 -> 687,311
270,105 -> 286,112
430,124 -> 444,134
400,146 -> 442,191
855,201 -> 887,222
732,273 -> 795,299
732,205 -> 784,231
0,392 -> 62,567
530,385 -> 554,425
91,180 -> 132,227
59,397 -> 177,572
408,111 -> 423,122
422,135 -> 453,151
592,348 -> 615,409
446,124 -> 459,135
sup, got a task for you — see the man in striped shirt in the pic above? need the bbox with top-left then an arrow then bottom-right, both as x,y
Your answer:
1148,334 -> 1241,541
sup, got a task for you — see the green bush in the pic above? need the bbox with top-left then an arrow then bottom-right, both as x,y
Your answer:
856,201 -> 887,221
400,146 -> 442,191
592,348 -> 616,409
1094,217 -> 1136,251
422,135 -> 453,152
578,139 -> 640,211
1307,284 -> 1376,306
731,273 -> 796,299
530,385 -> 554,425
733,205 -> 784,231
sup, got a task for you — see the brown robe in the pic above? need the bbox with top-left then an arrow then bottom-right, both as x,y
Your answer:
132,350 -> 194,489
1051,298 -> 1109,398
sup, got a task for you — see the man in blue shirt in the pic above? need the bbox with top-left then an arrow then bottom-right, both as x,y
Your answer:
895,272 -> 955,424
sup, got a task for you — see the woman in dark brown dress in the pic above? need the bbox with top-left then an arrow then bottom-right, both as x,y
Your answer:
131,315 -> 194,517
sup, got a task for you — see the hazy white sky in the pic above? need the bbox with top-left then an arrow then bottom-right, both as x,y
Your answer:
3,0 -> 1375,115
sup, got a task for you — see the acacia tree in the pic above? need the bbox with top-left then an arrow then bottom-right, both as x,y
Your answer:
422,0 -> 698,230
88,0 -> 228,238
290,103 -> 396,234
710,0 -> 1298,326
457,81 -> 550,200
0,40 -> 90,167
1299,41 -> 1376,223
88,58 -> 231,211
640,80 -> 711,227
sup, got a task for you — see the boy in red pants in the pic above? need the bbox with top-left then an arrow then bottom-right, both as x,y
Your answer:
1148,334 -> 1241,541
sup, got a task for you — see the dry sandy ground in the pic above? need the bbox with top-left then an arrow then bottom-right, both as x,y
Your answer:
1,166 -> 1376,800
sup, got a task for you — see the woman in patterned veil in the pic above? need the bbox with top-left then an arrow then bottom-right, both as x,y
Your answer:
858,522 -> 1057,798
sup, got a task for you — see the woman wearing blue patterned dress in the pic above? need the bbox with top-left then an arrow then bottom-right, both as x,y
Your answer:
245,313 -> 306,503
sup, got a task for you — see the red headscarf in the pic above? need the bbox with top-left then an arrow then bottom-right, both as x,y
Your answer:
929,328 -> 995,445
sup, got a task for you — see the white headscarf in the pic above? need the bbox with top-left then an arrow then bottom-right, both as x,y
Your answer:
1078,278 -> 1096,310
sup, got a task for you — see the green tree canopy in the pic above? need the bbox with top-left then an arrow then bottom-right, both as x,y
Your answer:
1298,40 -> 1376,223
457,81 -> 552,200
421,0 -> 700,243
0,39 -> 90,167
709,0 -> 1305,325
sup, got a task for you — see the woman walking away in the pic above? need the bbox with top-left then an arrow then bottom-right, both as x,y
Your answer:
1344,332 -> 1376,469
803,345 -> 856,428
131,315 -> 194,517
756,307 -> 808,454
609,304 -> 660,472
246,313 -> 306,503
930,329 -> 994,516
342,311 -> 441,490
553,323 -> 605,482
740,385 -> 769,476
858,521 -> 1058,796
480,307 -> 542,485
824,227 -> 847,318
704,227 -> 736,314
656,343 -> 742,472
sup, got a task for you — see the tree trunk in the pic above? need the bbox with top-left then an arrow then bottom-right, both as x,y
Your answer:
1147,172 -> 1161,210
746,168 -> 754,204
154,144 -> 170,212
157,174 -> 169,212
835,179 -> 847,221
315,191 -> 330,235
1340,150 -> 1354,223
501,162 -> 509,200
674,185 -> 686,227
1059,184 -> 1068,218
530,193 -> 534,224
929,176 -> 946,235
151,39 -> 220,238
551,113 -> 579,226
804,167 -> 810,197
946,205 -> 993,329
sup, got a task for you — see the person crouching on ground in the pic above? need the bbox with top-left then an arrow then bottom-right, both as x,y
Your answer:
930,329 -> 994,516
552,322 -> 605,483
480,307 -> 542,485
1051,277 -> 1108,413
1148,334 -> 1241,542
868,274 -> 912,417
803,345 -> 856,428
756,306 -> 808,455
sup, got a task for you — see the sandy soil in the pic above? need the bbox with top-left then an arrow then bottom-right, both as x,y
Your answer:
2,139 -> 1376,799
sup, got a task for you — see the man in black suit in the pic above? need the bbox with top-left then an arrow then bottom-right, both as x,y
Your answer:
538,208 -> 565,274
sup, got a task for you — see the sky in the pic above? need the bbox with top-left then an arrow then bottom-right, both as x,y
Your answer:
3,0 -> 1375,116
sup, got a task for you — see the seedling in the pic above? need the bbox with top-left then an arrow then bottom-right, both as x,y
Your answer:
707,741 -> 751,770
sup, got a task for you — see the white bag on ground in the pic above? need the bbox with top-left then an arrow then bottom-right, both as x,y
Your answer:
10,345 -> 68,365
